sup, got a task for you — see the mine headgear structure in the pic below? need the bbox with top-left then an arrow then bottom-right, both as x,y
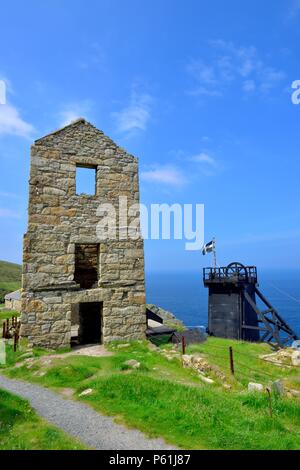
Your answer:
203,262 -> 298,347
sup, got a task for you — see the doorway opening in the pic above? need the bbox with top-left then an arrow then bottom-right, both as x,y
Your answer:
71,302 -> 103,346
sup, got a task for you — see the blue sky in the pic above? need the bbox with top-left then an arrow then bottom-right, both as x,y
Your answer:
0,0 -> 300,272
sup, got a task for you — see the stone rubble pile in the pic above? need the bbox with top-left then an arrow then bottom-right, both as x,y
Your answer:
260,348 -> 300,367
182,353 -> 228,385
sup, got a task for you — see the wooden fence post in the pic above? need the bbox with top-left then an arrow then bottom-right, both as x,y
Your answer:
266,387 -> 273,417
181,336 -> 186,355
229,346 -> 235,376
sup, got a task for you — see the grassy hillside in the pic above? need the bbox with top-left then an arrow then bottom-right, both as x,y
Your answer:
0,260 -> 21,303
2,338 -> 300,450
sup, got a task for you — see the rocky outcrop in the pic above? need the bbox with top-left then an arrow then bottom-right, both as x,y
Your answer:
146,304 -> 185,330
146,304 -> 207,345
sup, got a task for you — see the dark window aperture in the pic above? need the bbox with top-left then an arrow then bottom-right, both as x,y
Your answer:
74,244 -> 99,289
76,165 -> 97,195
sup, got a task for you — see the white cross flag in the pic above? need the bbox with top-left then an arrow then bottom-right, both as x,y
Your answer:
202,239 -> 215,256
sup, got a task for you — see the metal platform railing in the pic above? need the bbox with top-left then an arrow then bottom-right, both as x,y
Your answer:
203,265 -> 257,284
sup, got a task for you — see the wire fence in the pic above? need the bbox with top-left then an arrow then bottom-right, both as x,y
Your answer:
188,340 -> 300,367
176,338 -> 300,385
266,281 -> 300,306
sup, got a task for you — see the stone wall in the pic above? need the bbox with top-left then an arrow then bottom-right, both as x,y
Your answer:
4,290 -> 21,312
21,119 -> 146,348
5,298 -> 22,312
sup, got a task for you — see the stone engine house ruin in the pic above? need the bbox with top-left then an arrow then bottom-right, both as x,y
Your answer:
21,119 -> 146,348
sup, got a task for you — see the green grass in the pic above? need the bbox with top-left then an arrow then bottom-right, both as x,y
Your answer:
5,341 -> 201,389
3,339 -> 300,450
0,388 -> 86,450
0,281 -> 20,292
0,308 -> 20,327
0,259 -> 21,303
0,282 -> 21,304
78,374 -> 300,450
0,340 -> 52,369
34,356 -> 105,388
0,260 -> 22,281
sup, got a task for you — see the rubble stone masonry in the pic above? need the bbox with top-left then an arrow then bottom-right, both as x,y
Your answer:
21,119 -> 146,348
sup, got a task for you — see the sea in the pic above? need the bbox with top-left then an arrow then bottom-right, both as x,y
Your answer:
146,269 -> 300,337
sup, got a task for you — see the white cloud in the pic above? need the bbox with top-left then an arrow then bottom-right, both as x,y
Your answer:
0,208 -> 21,219
0,103 -> 34,138
112,91 -> 152,135
187,151 -> 221,177
0,81 -> 5,105
187,40 -> 286,98
190,152 -> 218,167
189,152 -> 220,177
58,101 -> 93,127
141,165 -> 185,186
141,152 -> 220,187
0,76 -> 34,138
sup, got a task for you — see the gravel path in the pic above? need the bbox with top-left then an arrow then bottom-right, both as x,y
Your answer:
0,375 -> 176,450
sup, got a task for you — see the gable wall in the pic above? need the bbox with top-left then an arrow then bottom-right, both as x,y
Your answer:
21,121 -> 146,348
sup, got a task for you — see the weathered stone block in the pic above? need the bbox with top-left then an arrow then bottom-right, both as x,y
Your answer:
51,320 -> 71,333
41,323 -> 52,334
43,296 -> 62,304
25,299 -> 45,313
